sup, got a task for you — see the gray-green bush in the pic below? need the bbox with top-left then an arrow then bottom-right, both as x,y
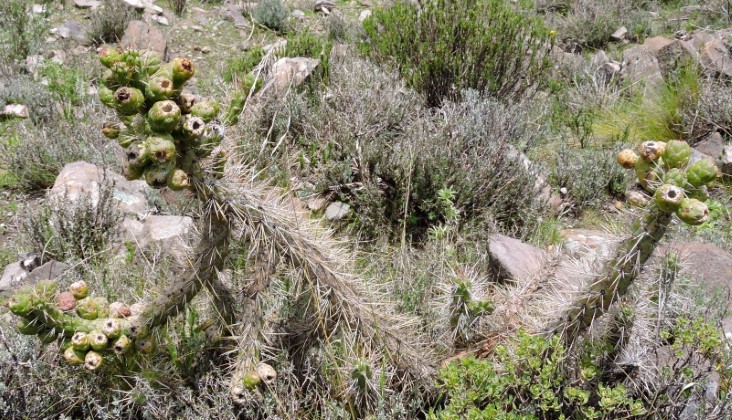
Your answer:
253,0 -> 289,32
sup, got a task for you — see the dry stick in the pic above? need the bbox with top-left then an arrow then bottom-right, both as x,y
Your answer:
547,209 -> 672,347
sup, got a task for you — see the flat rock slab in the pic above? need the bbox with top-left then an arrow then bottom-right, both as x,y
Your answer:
0,260 -> 69,297
488,234 -> 546,282
122,215 -> 196,263
561,229 -> 620,261
325,201 -> 350,220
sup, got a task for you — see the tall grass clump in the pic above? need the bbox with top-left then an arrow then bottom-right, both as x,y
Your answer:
362,0 -> 553,107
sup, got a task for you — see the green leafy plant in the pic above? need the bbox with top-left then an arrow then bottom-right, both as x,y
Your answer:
362,0 -> 553,107
253,0 -> 289,32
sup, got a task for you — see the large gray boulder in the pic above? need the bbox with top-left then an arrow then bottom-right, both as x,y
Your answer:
643,36 -> 693,75
621,44 -> 663,95
122,215 -> 195,263
721,145 -> 732,175
488,235 -> 547,282
120,20 -> 167,60
701,39 -> 732,77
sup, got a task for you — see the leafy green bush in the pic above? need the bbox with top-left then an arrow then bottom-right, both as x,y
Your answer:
38,61 -> 87,119
285,30 -> 333,85
222,46 -> 265,83
362,0 -> 553,107
0,0 -> 50,69
253,0 -> 289,32
0,74 -> 58,124
87,0 -> 141,46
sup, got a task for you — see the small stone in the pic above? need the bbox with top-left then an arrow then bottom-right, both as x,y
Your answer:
315,0 -> 335,13
359,9 -> 372,22
32,4 -> 46,13
325,201 -> 350,220
610,26 -> 628,42
292,9 -> 306,20
694,132 -> 724,160
74,0 -> 101,9
308,196 -> 327,211
720,145 -> 732,175
191,25 -> 204,32
151,14 -> 169,26
0,104 -> 30,119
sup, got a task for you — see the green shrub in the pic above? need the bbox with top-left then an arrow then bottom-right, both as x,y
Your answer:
0,0 -> 50,69
38,61 -> 87,119
167,0 -> 187,16
0,74 -> 58,124
253,0 -> 289,32
362,0 -> 553,107
285,30 -> 333,85
222,46 -> 265,83
87,0 -> 141,46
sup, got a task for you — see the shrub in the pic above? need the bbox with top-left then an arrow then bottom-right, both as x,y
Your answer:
38,61 -> 88,119
0,74 -> 58,124
253,0 -> 289,32
362,0 -> 553,107
285,30 -> 333,85
167,0 -> 187,16
0,0 -> 50,69
87,0 -> 141,46
222,46 -> 265,83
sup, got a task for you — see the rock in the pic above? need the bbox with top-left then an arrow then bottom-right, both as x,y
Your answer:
488,235 -> 547,282
270,57 -> 320,95
621,44 -> 663,95
224,4 -> 249,29
46,49 -> 66,65
694,132 -> 724,160
591,50 -> 610,68
150,14 -> 169,26
325,201 -> 350,220
74,0 -> 101,9
561,229 -> 620,261
315,0 -> 335,13
23,55 -> 44,76
123,0 -> 163,14
721,145 -> 732,175
0,259 -> 68,297
689,149 -> 717,166
191,25 -> 204,32
0,104 -> 30,119
644,36 -> 692,75
610,26 -> 628,42
359,10 -> 372,22
52,21 -> 88,44
292,9 -> 306,20
120,20 -> 168,60
597,61 -> 621,84
701,39 -> 732,77
123,215 -> 195,262
0,262 -> 28,295
50,161 -> 159,218
307,196 -> 327,211
24,260 -> 70,286
31,4 -> 46,14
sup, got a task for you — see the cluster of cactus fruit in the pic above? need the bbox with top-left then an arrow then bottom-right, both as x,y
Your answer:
617,140 -> 719,225
8,280 -> 152,371
97,48 -> 254,189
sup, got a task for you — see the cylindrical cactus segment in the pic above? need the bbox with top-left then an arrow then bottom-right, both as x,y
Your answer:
170,58 -> 195,85
99,47 -> 123,69
71,331 -> 91,351
177,92 -> 198,114
35,280 -> 58,301
140,50 -> 162,75
145,76 -> 177,102
38,329 -> 58,344
639,141 -> 666,162
89,331 -> 109,351
113,87 -> 145,115
84,351 -> 104,371
190,100 -> 220,123
69,280 -> 89,299
16,317 -> 41,335
112,335 -> 133,355
686,159 -> 719,187
148,100 -> 182,133
617,149 -> 638,169
101,318 -> 122,339
167,168 -> 190,191
662,168 -> 689,189
676,198 -> 710,225
64,347 -> 87,366
654,184 -> 684,213
142,134 -> 176,164
661,140 -> 691,169
8,288 -> 34,316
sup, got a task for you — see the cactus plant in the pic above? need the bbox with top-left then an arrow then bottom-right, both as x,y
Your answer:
661,140 -> 691,169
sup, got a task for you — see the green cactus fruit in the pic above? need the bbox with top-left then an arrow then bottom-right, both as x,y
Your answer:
71,331 -> 91,351
142,134 -> 176,164
111,61 -> 133,84
124,142 -> 150,172
147,100 -> 181,133
145,76 -> 177,102
654,184 -> 684,213
177,92 -> 198,114
84,350 -> 104,371
687,185 -> 710,202
76,297 -> 109,320
190,100 -> 220,123
99,47 -> 123,68
64,347 -> 86,366
635,157 -> 661,191
662,168 -> 689,189
140,50 -> 162,75
114,87 -> 145,115
686,159 -> 719,187
112,335 -> 132,355
135,337 -> 155,354
38,329 -> 58,344
617,149 -> 638,169
661,140 -> 691,169
16,317 -> 41,335
98,85 -> 116,108
89,331 -> 109,351
101,318 -> 122,339
8,288 -> 34,316
144,162 -> 176,189
181,115 -> 206,141
676,198 -> 710,225
170,58 -> 195,85
639,141 -> 666,162
242,371 -> 262,390
68,280 -> 89,300
167,168 -> 190,191
101,122 -> 121,139
467,300 -> 494,317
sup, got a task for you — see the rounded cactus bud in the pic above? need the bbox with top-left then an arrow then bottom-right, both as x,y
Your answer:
89,331 -> 109,351
686,159 -> 719,187
135,337 -> 155,354
662,168 -> 689,189
101,318 -> 122,339
144,162 -> 176,189
148,100 -> 181,132
112,335 -> 133,355
634,158 -> 661,191
676,198 -> 710,225
111,61 -> 133,84
76,297 -> 109,320
181,115 -> 206,141
84,350 -> 104,371
99,47 -> 123,68
140,50 -> 162,75
687,185 -> 710,202
98,85 -> 116,108
16,317 -> 41,335
38,329 -> 58,344
617,149 -> 638,169
242,371 -> 261,390
124,142 -> 150,173
170,57 -> 195,85
69,280 -> 89,299
190,100 -> 220,123
177,92 -> 198,114
654,184 -> 684,213
113,87 -> 145,115
71,331 -> 91,351
167,168 -> 190,191
661,140 -> 691,169
109,302 -> 131,318
56,291 -> 77,311
256,363 -> 277,385
64,346 -> 86,366
8,289 -> 34,316
639,141 -> 666,162
35,280 -> 58,301
142,134 -> 176,164
145,76 -> 177,102
101,122 -> 121,139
